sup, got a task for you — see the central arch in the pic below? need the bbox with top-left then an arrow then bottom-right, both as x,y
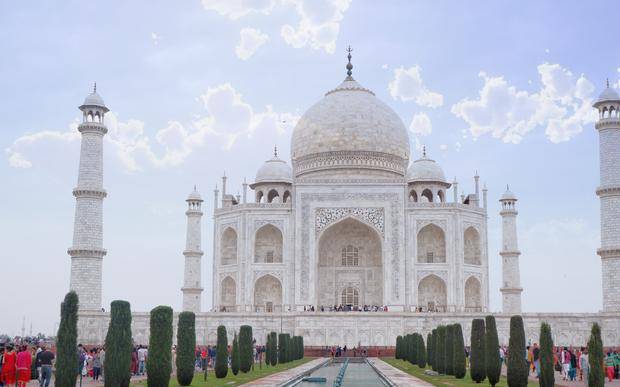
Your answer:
254,224 -> 283,263
317,217 -> 383,308
254,274 -> 282,312
464,276 -> 482,312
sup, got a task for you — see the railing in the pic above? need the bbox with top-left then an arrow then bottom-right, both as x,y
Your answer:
215,202 -> 292,214
407,202 -> 485,213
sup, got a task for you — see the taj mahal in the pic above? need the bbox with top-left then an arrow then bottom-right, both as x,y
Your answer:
69,57 -> 620,347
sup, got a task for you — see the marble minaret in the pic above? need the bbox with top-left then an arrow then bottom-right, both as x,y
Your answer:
593,82 -> 620,312
68,85 -> 108,311
499,186 -> 522,314
182,187 -> 204,313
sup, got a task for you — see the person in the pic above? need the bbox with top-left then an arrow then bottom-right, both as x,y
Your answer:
99,347 -> 105,380
131,347 -> 138,375
532,343 -> 540,378
93,349 -> 102,381
561,347 -> 570,380
579,348 -> 589,383
606,351 -> 616,382
16,345 -> 32,387
569,349 -> 577,381
1,344 -> 17,386
137,345 -> 148,375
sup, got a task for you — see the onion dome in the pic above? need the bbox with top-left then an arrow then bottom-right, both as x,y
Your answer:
187,186 -> 203,202
407,148 -> 449,186
500,186 -> 517,201
250,147 -> 293,188
80,83 -> 109,112
593,79 -> 620,108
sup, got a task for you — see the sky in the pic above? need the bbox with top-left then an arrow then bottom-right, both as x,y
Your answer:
1,0 -> 618,336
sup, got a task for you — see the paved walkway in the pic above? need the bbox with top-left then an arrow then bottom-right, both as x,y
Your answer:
369,358 -> 434,387
241,358 -> 328,386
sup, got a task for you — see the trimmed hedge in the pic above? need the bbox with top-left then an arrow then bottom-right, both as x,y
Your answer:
104,300 -> 132,387
507,315 -> 528,387
269,332 -> 278,366
417,333 -> 426,368
445,324 -> 455,375
147,306 -> 173,387
176,312 -> 195,386
431,329 -> 438,372
426,333 -> 433,369
215,325 -> 229,378
239,325 -> 253,373
470,318 -> 486,383
231,333 -> 240,375
485,315 -> 501,387
539,322 -> 554,387
396,335 -> 403,359
453,323 -> 466,379
278,333 -> 287,364
437,326 -> 446,374
588,323 -> 604,387
55,291 -> 79,387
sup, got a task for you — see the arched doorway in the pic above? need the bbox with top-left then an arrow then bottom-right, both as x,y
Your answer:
418,274 -> 447,312
464,276 -> 482,312
464,227 -> 481,265
317,218 -> 383,308
254,224 -> 283,263
220,276 -> 236,311
417,224 -> 446,263
254,274 -> 282,312
221,227 -> 238,265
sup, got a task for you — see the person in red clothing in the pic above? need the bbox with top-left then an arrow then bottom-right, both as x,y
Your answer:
1,344 -> 17,386
16,345 -> 32,387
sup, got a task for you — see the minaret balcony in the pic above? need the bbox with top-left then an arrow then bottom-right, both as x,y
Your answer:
73,188 -> 107,198
597,247 -> 620,258
596,185 -> 620,197
595,118 -> 620,130
67,247 -> 107,258
78,122 -> 108,135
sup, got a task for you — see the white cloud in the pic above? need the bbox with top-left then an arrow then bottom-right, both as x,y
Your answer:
280,0 -> 351,54
200,0 -> 276,19
451,63 -> 598,144
235,28 -> 269,60
381,64 -> 388,70
439,144 -> 448,151
408,112 -> 432,136
455,141 -> 462,152
151,32 -> 161,45
388,66 -> 443,108
7,84 -> 298,172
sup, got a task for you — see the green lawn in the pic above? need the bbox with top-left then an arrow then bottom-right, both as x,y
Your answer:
382,358 -> 538,387
131,358 -> 313,387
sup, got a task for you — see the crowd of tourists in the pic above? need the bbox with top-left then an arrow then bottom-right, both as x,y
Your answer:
0,343 -> 56,387
323,345 -> 370,358
306,305 -> 389,312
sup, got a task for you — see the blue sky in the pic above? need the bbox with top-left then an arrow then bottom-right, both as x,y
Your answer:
1,0 -> 617,335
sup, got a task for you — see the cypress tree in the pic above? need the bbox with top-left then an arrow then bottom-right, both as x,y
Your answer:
410,334 -> 418,365
104,300 -> 132,387
299,336 -> 305,359
437,326 -> 447,374
176,312 -> 195,386
239,325 -> 253,372
588,322 -> 604,387
470,318 -> 486,383
147,306 -> 173,387
270,332 -> 278,366
507,315 -> 528,387
55,291 -> 79,387
426,333 -> 433,369
266,334 -> 271,366
417,333 -> 427,368
445,324 -> 455,375
539,322 -> 554,387
395,335 -> 402,359
431,329 -> 439,372
278,333 -> 287,363
215,325 -> 229,378
485,315 -> 501,387
231,333 -> 240,375
453,323 -> 466,379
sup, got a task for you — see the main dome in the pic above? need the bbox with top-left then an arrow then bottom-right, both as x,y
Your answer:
290,76 -> 410,177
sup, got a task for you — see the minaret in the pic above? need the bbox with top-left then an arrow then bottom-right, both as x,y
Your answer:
68,84 -> 108,311
452,177 -> 458,203
499,186 -> 522,314
182,186 -> 204,313
593,81 -> 620,312
473,172 -> 480,207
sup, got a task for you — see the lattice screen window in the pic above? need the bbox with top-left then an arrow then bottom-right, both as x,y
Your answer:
265,251 -> 274,263
341,287 -> 359,306
426,252 -> 434,263
341,245 -> 359,266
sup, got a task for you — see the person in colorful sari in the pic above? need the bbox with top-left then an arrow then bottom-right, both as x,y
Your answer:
1,344 -> 17,386
16,345 -> 32,387
606,351 -> 616,382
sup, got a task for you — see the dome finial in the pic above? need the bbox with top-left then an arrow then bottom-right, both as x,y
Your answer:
274,145 -> 278,158
422,145 -> 427,158
346,45 -> 353,78
607,78 -> 610,89
93,82 -> 97,93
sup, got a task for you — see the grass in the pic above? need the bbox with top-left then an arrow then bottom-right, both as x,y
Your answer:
130,357 -> 313,387
382,358 -> 538,387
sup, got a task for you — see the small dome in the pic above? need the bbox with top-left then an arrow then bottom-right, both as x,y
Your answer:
597,87 -> 619,102
253,153 -> 293,186
82,91 -> 106,108
500,187 -> 517,201
407,154 -> 447,184
187,187 -> 202,201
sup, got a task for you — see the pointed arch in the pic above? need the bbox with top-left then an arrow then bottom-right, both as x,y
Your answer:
220,276 -> 236,311
464,226 -> 481,265
267,189 -> 279,203
437,190 -> 445,203
421,189 -> 433,202
254,274 -> 282,312
464,276 -> 482,312
256,190 -> 264,203
254,224 -> 283,263
417,223 -> 446,263
418,274 -> 447,312
409,189 -> 418,202
220,227 -> 237,265
283,190 -> 291,203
